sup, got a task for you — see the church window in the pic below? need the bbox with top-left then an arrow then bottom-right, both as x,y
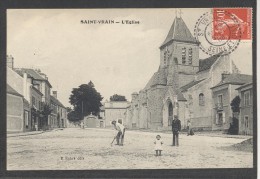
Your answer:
188,48 -> 192,64
199,93 -> 205,106
182,47 -> 186,64
164,51 -> 167,65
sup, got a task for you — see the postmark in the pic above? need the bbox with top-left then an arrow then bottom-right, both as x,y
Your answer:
194,9 -> 243,56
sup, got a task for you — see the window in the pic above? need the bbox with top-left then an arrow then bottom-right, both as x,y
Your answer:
188,48 -> 192,64
199,93 -> 205,106
218,94 -> 223,104
164,47 -> 169,66
32,96 -> 36,106
182,47 -> 186,64
244,91 -> 251,106
39,101 -> 41,110
244,116 -> 249,128
216,112 -> 225,125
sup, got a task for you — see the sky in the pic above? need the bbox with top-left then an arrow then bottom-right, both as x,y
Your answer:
7,8 -> 252,107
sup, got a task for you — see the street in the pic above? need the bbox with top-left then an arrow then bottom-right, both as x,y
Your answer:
7,128 -> 253,170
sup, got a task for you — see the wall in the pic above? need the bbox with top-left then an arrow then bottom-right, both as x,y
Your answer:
239,87 -> 253,135
7,94 -> 24,132
183,78 -> 213,129
147,86 -> 167,129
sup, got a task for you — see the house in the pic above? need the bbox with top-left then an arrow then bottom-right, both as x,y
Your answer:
15,68 -> 52,128
31,86 -> 43,131
236,83 -> 253,135
7,84 -> 30,132
104,101 -> 130,128
211,74 -> 252,131
50,91 -> 68,128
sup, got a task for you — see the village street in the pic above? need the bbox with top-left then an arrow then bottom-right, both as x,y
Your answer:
7,128 -> 253,170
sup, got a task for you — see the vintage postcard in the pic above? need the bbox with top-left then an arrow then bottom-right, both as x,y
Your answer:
6,7 -> 255,174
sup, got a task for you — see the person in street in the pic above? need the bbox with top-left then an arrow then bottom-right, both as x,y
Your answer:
154,134 -> 163,156
111,120 -> 125,146
187,120 -> 191,136
172,115 -> 181,146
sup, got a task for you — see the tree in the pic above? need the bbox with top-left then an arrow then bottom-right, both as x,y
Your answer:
40,103 -> 52,130
230,96 -> 241,113
68,81 -> 103,122
110,94 -> 127,101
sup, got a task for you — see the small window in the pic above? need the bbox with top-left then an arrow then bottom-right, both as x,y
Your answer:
32,96 -> 36,106
188,48 -> 192,64
244,91 -> 251,106
199,93 -> 205,106
182,47 -> 186,64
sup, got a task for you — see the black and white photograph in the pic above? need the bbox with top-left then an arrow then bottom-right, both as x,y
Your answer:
6,8 -> 254,171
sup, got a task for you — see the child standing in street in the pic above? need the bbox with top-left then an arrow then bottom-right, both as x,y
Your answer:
154,135 -> 163,156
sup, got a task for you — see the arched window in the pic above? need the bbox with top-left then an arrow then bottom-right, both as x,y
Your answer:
188,48 -> 192,64
182,47 -> 186,64
199,93 -> 205,106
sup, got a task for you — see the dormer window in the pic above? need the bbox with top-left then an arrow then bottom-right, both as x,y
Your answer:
188,48 -> 192,64
182,47 -> 186,64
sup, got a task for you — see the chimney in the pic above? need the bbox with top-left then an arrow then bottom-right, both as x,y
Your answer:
53,91 -> 57,98
221,73 -> 230,81
6,55 -> 14,69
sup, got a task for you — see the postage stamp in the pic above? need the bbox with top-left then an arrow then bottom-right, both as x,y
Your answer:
194,10 -> 241,56
213,8 -> 252,40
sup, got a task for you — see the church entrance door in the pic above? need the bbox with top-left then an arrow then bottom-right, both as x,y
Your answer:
168,102 -> 173,126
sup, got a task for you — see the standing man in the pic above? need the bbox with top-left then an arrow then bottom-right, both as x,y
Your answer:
172,115 -> 181,146
111,120 -> 125,146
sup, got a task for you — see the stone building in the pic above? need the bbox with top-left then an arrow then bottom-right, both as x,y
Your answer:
236,83 -> 253,135
126,16 -> 242,130
211,74 -> 252,131
50,91 -> 68,128
104,101 -> 130,128
7,84 -> 30,132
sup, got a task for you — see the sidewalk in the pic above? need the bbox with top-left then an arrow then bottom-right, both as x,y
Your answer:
7,128 -> 64,138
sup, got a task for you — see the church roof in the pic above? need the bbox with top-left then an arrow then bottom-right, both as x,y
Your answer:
144,69 -> 167,90
198,53 -> 222,72
180,79 -> 206,92
160,17 -> 199,48
211,74 -> 252,89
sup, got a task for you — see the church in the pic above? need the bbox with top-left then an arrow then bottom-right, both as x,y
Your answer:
125,15 -> 241,131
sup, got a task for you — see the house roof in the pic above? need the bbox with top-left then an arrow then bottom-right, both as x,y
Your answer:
198,53 -> 222,72
50,95 -> 66,108
160,17 -> 199,48
15,68 -> 52,88
7,84 -> 23,97
236,82 -> 253,90
212,74 -> 252,89
144,68 -> 167,90
180,79 -> 206,92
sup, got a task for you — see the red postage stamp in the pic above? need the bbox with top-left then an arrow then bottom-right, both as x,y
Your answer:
213,8 -> 252,40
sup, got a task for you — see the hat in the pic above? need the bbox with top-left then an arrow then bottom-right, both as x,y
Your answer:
156,134 -> 161,138
111,120 -> 116,124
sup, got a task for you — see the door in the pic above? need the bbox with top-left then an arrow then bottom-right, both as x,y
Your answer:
244,116 -> 249,135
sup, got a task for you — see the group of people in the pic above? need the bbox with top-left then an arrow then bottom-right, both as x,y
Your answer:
111,115 -> 194,156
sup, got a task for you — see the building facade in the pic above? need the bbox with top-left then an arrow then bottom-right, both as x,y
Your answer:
7,84 -> 30,132
211,74 -> 252,131
104,101 -> 130,128
236,83 -> 253,135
